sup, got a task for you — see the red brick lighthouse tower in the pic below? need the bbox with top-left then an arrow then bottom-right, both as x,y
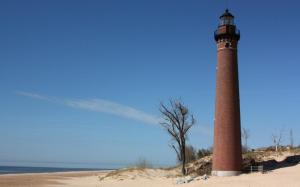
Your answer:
212,9 -> 242,177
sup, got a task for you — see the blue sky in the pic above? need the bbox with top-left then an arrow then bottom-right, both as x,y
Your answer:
1,0 -> 300,168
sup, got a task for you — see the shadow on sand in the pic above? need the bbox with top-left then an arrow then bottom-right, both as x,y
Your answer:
257,155 -> 300,172
243,155 -> 300,173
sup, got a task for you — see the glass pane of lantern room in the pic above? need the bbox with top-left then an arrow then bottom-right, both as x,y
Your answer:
225,18 -> 230,25
229,18 -> 234,25
220,18 -> 225,26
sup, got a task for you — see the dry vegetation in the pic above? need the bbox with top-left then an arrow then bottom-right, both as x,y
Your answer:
99,167 -> 180,181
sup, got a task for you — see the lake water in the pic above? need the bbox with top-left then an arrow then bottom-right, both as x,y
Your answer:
0,166 -> 110,175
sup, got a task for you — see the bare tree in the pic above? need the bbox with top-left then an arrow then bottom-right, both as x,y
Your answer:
272,130 -> 283,152
290,129 -> 294,148
241,128 -> 250,152
160,99 -> 195,175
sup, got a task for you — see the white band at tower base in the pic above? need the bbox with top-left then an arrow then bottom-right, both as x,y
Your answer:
212,170 -> 241,177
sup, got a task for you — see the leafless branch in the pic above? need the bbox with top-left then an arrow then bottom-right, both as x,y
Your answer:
159,99 -> 195,175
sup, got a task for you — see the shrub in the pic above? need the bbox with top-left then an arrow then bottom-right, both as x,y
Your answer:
197,148 -> 212,159
135,157 -> 152,169
185,145 -> 197,163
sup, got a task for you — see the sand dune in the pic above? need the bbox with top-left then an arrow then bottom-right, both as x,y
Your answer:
50,164 -> 300,187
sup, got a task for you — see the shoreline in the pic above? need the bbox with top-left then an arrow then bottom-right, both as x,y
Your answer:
0,169 -> 112,177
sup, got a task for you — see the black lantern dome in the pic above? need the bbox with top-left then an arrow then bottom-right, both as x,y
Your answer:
219,9 -> 235,26
214,9 -> 240,41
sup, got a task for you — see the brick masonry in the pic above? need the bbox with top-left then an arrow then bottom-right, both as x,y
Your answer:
212,15 -> 242,174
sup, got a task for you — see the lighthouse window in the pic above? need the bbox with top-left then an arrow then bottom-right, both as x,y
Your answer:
220,17 -> 234,26
225,42 -> 230,48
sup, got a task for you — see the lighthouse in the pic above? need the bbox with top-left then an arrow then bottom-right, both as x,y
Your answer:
212,9 -> 242,177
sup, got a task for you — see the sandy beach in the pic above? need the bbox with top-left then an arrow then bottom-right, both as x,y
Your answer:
0,171 -> 106,187
1,164 -> 299,187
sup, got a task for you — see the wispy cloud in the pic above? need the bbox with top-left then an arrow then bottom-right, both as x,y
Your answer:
65,99 -> 160,125
15,91 -> 160,125
15,91 -> 51,101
